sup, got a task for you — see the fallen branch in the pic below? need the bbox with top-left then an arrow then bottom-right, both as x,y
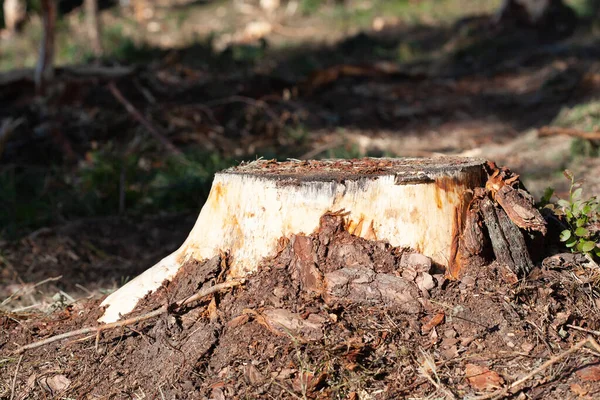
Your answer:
470,336 -> 600,400
13,280 -> 244,354
567,324 -> 600,337
108,82 -> 183,156
9,354 -> 22,400
538,126 -> 600,141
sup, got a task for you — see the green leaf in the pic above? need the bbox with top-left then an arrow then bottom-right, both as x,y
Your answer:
541,187 -> 554,204
565,237 -> 578,248
572,200 -> 584,214
581,241 -> 596,253
560,230 -> 572,242
576,218 -> 587,227
571,188 -> 583,201
575,227 -> 589,237
557,199 -> 571,209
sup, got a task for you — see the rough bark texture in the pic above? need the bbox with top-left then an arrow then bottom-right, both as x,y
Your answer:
480,196 -> 534,278
457,160 -> 547,279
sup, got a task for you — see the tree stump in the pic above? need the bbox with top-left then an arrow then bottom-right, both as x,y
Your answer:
99,157 -> 486,323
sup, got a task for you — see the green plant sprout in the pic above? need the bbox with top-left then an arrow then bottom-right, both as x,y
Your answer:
543,170 -> 600,259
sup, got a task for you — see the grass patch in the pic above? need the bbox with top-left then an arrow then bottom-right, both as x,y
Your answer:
0,149 -> 237,239
553,99 -> 600,132
333,0 -> 500,28
552,99 -> 600,158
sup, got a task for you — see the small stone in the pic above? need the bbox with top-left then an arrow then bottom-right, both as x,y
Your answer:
444,329 -> 457,338
400,253 -> 432,272
416,272 -> 436,292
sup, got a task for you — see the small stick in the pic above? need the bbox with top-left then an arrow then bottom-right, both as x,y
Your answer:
1,275 -> 63,308
567,324 -> 600,337
9,354 -> 23,400
14,280 -> 244,354
538,126 -> 600,141
470,336 -> 600,400
108,82 -> 183,156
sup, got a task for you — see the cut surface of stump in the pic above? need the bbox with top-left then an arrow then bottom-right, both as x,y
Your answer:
99,157 -> 486,323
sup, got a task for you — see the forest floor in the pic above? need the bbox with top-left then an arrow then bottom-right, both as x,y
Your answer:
1,0 -> 600,398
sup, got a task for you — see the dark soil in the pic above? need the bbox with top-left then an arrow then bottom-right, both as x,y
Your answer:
2,214 -> 600,399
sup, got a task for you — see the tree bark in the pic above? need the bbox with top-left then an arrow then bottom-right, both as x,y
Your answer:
84,0 -> 103,57
99,157 -> 487,323
479,196 -> 534,277
35,0 -> 56,94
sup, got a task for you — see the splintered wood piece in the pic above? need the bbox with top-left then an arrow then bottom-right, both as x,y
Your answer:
480,196 -> 534,277
99,157 -> 486,323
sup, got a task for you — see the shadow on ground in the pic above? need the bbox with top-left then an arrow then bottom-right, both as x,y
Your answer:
1,9 -> 599,297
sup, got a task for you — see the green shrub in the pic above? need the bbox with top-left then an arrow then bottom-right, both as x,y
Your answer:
544,170 -> 600,259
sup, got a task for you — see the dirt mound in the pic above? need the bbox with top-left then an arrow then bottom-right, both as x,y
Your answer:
2,214 -> 600,399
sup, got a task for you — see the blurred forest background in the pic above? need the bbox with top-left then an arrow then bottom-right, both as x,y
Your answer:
1,0 -> 600,307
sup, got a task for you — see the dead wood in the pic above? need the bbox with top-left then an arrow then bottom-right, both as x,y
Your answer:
495,184 -> 547,235
108,82 -> 183,156
539,126 -> 600,141
460,190 -> 487,259
479,196 -> 534,277
13,280 -> 243,354
485,161 -> 546,235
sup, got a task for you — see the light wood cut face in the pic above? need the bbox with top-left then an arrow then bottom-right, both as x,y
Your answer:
99,157 -> 486,323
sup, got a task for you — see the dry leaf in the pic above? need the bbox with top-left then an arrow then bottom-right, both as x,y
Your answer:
39,374 -> 71,395
570,383 -> 589,396
465,363 -> 504,391
227,314 -> 249,328
245,364 -> 266,385
422,312 -> 445,333
576,364 -> 600,382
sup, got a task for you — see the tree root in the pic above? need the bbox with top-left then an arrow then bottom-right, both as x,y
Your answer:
13,280 -> 244,354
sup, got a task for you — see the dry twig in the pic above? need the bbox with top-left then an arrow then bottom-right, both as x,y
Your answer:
108,82 -> 183,156
567,324 -> 600,337
14,280 -> 244,354
9,354 -> 23,400
1,275 -> 63,308
469,336 -> 600,400
538,126 -> 600,141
